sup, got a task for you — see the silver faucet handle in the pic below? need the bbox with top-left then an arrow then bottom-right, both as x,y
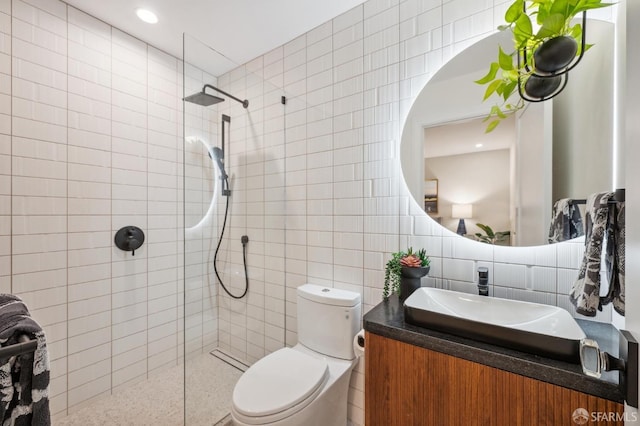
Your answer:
580,338 -> 602,378
580,338 -> 626,379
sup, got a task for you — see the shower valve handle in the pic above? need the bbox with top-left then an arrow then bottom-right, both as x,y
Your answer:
115,226 -> 145,256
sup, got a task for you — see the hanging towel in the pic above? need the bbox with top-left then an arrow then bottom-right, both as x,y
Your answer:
569,192 -> 614,316
0,294 -> 50,426
548,198 -> 584,243
602,201 -> 625,315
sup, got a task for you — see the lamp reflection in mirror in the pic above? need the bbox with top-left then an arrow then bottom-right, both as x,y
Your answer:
452,204 -> 473,235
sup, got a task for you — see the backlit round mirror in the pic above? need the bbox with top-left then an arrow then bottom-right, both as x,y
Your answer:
401,20 -> 615,247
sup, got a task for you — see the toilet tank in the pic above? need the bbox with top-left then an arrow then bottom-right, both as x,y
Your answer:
297,284 -> 362,360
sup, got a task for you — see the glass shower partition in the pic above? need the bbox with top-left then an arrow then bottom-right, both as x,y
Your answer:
182,33 -> 287,425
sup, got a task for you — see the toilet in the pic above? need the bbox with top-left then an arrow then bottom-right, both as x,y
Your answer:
230,284 -> 362,426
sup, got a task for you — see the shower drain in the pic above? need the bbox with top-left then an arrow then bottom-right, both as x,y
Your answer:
209,349 -> 249,372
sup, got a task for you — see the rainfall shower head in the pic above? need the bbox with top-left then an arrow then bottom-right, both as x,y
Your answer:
183,84 -> 249,108
183,91 -> 224,107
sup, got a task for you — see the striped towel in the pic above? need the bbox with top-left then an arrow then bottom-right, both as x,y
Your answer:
0,294 -> 50,426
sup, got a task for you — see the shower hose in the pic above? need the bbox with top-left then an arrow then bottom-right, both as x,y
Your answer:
213,193 -> 249,299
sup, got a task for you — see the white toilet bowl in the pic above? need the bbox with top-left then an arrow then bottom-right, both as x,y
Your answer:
231,344 -> 356,425
230,284 -> 362,426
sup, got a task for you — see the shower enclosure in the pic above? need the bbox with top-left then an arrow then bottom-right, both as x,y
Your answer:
182,34 -> 287,424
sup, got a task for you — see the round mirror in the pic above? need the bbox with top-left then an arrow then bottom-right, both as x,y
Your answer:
401,21 -> 615,247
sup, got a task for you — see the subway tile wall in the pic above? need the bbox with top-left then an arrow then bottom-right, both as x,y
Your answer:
0,0 -> 619,425
11,0 -> 70,413
1,0 -> 189,417
0,1 -> 11,295
183,60 -> 217,360
183,55 -> 221,424
67,7 -> 109,408
217,0 -> 618,424
211,55 -> 288,366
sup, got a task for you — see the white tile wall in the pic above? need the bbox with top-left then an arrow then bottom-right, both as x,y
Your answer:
1,0 -> 621,424
213,47 -> 288,364
183,55 -> 219,372
2,0 -> 187,417
10,0 -> 69,414
215,1 -> 619,425
0,0 -> 10,298
145,46 -> 181,375
65,7 -> 111,409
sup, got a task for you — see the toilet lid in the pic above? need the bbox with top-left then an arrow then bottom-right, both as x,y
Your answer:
233,348 -> 329,417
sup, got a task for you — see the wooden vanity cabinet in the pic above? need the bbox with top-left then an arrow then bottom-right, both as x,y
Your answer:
365,332 -> 624,426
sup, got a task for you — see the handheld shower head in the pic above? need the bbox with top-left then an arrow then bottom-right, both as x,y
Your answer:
209,147 -> 227,179
209,146 -> 231,196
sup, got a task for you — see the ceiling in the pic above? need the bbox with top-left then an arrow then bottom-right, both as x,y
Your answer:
62,0 -> 367,76
424,115 -> 515,159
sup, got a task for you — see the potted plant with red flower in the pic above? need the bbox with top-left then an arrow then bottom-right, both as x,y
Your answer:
383,248 -> 430,300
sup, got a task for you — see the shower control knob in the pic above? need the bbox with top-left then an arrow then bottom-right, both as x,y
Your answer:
115,226 -> 145,256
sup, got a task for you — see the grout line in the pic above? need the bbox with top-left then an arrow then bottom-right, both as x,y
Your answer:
145,40 -> 149,381
9,0 -> 13,297
330,10 -> 334,288
360,4 -> 365,316
181,38 -> 186,422
64,1 -> 69,415
108,19 -> 113,402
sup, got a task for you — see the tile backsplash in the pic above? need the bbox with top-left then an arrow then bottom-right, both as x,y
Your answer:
0,0 -> 621,424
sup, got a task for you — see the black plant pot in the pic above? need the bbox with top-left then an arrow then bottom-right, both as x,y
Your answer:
524,74 -> 562,100
533,36 -> 578,74
399,266 -> 430,301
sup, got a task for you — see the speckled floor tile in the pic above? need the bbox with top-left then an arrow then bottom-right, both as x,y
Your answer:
186,354 -> 243,425
212,414 -> 232,426
55,353 -> 242,426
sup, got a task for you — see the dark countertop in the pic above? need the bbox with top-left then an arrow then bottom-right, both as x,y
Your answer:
363,295 -> 625,404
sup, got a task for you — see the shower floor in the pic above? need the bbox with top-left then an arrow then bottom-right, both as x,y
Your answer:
55,352 -> 243,426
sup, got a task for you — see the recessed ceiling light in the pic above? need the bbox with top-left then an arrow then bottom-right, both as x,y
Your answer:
136,8 -> 158,24
475,143 -> 483,148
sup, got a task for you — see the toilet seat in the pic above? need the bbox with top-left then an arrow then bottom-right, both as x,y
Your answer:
232,347 -> 329,424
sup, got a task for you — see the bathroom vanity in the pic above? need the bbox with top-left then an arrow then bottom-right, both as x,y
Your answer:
364,296 -> 625,425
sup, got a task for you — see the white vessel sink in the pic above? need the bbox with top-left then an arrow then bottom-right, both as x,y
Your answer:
403,288 -> 586,363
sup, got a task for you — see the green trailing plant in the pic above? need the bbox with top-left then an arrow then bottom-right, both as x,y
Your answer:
383,247 -> 430,299
476,0 -> 613,132
383,252 -> 403,300
475,223 -> 511,245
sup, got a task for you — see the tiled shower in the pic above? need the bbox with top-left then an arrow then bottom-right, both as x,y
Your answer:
0,0 -> 630,425
1,0 -> 186,415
